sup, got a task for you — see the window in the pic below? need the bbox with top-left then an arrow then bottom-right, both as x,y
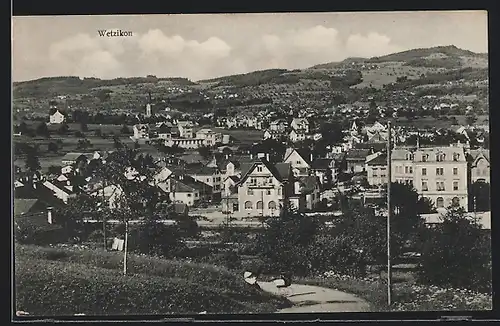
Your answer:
187,194 -> 192,197
405,166 -> 409,174
452,197 -> 460,207
244,201 -> 253,210
257,166 -> 263,172
296,161 -> 301,165
453,153 -> 460,161
422,154 -> 428,162
278,188 -> 282,195
373,168 -> 378,177
195,193 -> 199,197
422,180 -> 428,191
268,201 -> 277,209
422,168 -> 427,176
409,166 -> 413,174
436,168 -> 444,176
232,203 -> 239,211
247,188 -> 254,195
266,189 -> 271,195
206,178 -> 210,182
437,197 -> 444,208
453,167 -> 458,175
250,178 -> 257,185
436,153 -> 446,162
453,181 -> 459,191
256,201 -> 263,210
436,181 -> 445,191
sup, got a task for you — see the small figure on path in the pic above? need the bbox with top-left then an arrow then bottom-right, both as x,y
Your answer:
272,271 -> 293,296
244,267 -> 262,290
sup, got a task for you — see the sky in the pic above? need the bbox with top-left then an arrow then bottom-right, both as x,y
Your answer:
12,11 -> 488,82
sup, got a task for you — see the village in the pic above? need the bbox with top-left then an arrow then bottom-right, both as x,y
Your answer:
15,97 -> 490,228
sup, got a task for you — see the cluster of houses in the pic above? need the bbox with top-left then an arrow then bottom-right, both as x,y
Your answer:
263,118 -> 323,143
131,121 -> 230,149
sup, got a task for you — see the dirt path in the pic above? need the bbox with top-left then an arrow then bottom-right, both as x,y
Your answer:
258,281 -> 371,313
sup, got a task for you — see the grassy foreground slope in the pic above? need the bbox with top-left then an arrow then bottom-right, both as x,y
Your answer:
15,245 -> 291,316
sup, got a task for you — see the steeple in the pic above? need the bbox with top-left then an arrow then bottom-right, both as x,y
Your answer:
145,91 -> 152,117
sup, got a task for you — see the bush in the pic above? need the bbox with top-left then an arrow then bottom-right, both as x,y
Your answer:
417,207 -> 492,293
15,219 -> 68,246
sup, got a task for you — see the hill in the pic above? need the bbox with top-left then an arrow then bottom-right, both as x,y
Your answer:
15,244 -> 291,316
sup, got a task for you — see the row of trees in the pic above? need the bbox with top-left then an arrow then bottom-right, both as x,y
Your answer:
255,182 -> 491,292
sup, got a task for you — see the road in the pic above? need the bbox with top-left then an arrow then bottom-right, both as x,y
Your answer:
258,281 -> 371,313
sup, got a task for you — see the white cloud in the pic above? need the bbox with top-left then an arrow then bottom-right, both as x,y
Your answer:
346,32 -> 403,58
44,26 -> 403,81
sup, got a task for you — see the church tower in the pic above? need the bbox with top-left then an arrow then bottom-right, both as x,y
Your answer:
145,91 -> 152,117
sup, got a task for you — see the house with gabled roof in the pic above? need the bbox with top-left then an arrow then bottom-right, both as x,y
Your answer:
345,148 -> 374,173
185,162 -> 223,201
294,175 -> 321,210
235,157 -> 295,217
291,118 -> 310,134
49,109 -> 66,124
157,174 -> 204,206
468,149 -> 490,184
311,158 -> 337,186
282,147 -> 312,177
366,152 -> 388,186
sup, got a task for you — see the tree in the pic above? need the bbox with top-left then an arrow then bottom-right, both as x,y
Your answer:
470,181 -> 490,212
198,146 -> 212,160
113,136 -> 123,149
466,114 -> 478,126
36,122 -> 50,137
47,142 -> 59,153
24,147 -> 41,173
76,139 -> 92,150
120,125 -> 131,135
48,165 -> 62,175
57,123 -> 70,135
80,122 -> 88,132
54,194 -> 100,241
311,207 -> 387,276
418,206 -> 491,292
256,209 -> 321,276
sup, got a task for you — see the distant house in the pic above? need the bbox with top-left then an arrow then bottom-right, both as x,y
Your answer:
223,175 -> 240,196
42,178 -> 77,203
196,128 -> 223,146
157,175 -> 204,206
289,129 -> 307,143
269,119 -> 288,132
295,176 -> 321,210
177,121 -> 194,138
186,162 -> 223,200
290,118 -> 310,134
49,110 -> 65,124
263,129 -> 282,141
311,158 -> 337,185
282,148 -> 312,177
133,124 -> 150,140
468,149 -> 490,184
61,152 -> 94,166
345,148 -> 374,173
366,152 -> 388,186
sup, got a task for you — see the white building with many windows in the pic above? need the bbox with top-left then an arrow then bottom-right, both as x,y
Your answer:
391,145 -> 468,211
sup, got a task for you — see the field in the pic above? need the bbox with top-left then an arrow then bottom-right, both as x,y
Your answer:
352,62 -> 445,89
14,244 -> 291,316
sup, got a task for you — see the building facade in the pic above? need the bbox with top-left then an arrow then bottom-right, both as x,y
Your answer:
392,146 -> 469,211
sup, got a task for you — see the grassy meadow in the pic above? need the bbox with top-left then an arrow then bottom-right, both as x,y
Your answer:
14,244 -> 292,316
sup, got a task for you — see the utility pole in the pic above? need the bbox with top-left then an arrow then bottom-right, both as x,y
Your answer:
386,120 -> 393,308
123,219 -> 129,276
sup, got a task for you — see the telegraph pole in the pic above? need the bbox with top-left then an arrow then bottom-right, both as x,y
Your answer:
123,220 -> 129,275
386,120 -> 393,307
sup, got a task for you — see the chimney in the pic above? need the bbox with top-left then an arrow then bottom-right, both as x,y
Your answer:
47,207 -> 53,224
250,153 -> 253,159
310,153 -> 313,162
266,153 -> 270,161
225,154 -> 229,160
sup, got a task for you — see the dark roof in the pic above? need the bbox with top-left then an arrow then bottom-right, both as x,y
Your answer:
239,158 -> 292,184
311,158 -> 334,170
61,152 -> 93,162
354,142 -> 386,152
228,175 -> 240,182
284,148 -> 312,165
468,149 -> 490,163
14,199 -> 41,216
366,153 -> 387,166
187,164 -> 220,176
14,184 -> 66,207
346,148 -> 373,161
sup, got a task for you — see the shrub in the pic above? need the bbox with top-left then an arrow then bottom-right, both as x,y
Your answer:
417,207 -> 492,293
